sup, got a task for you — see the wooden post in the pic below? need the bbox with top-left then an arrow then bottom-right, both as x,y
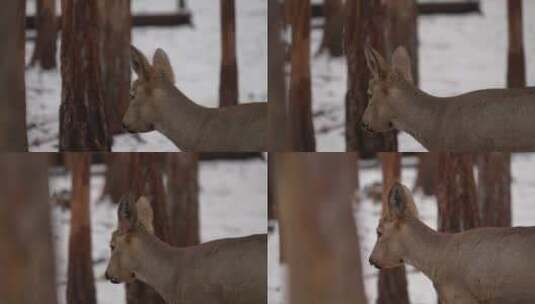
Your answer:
477,153 -> 511,227
219,0 -> 239,107
31,0 -> 58,69
507,0 -> 525,88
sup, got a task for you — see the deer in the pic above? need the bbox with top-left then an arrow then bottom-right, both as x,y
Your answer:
369,182 -> 535,304
123,46 -> 267,152
104,194 -> 267,304
361,45 -> 535,151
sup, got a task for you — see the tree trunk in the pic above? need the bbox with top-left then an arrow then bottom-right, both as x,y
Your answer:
100,153 -> 133,203
268,0 -> 289,150
166,153 -> 200,247
0,0 -> 29,151
344,0 -> 397,155
413,153 -> 438,196
317,0 -> 344,57
288,0 -> 316,151
60,0 -> 110,151
275,153 -> 366,304
126,153 -> 170,304
0,154 -> 57,304
219,0 -> 239,107
477,153 -> 511,227
377,153 -> 410,304
66,152 -> 96,304
31,0 -> 58,69
507,0 -> 525,88
97,0 -> 131,135
384,0 -> 418,85
437,153 -> 480,233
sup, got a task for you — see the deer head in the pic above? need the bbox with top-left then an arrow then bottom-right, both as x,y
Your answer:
105,194 -> 154,284
123,46 -> 176,133
361,45 -> 414,133
369,182 -> 418,269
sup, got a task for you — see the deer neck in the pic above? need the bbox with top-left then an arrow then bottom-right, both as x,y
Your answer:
154,84 -> 213,151
132,231 -> 184,303
399,218 -> 452,282
389,83 -> 443,149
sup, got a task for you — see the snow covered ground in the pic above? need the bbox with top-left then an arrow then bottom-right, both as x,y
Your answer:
25,0 -> 266,151
50,158 -> 267,304
268,153 -> 535,304
311,0 -> 535,151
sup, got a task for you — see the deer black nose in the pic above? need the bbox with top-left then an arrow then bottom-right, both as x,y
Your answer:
369,257 -> 381,270
105,271 -> 110,280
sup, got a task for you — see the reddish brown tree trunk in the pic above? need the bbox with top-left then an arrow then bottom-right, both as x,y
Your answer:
384,0 -> 418,85
126,153 -> 170,304
437,153 -> 480,233
288,0 -> 316,151
268,0 -> 289,150
31,0 -> 58,70
0,154 -> 57,304
166,153 -> 200,247
413,153 -> 438,196
98,0 -> 132,134
219,0 -> 239,107
477,153 -> 511,227
66,152 -> 96,304
507,0 -> 525,88
0,1 -> 28,151
275,153 -> 366,303
344,0 -> 397,155
317,0 -> 344,57
377,153 -> 410,304
60,0 -> 110,151
100,153 -> 133,203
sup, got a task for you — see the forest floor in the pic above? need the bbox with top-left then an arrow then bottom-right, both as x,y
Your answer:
25,0 -> 267,151
268,153 -> 535,303
50,158 -> 267,304
311,0 -> 535,151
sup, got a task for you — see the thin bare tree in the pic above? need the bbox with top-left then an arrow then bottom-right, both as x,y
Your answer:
477,153 -> 511,227
507,0 -> 525,88
31,0 -> 58,69
288,0 -> 316,151
317,0 -> 344,57
219,0 -> 239,107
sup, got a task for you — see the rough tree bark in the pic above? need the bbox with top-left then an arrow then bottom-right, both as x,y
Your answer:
275,153 -> 366,303
288,0 -> 316,151
31,0 -> 58,70
100,153 -> 133,203
126,153 -> 170,304
219,0 -> 239,107
66,152 -> 96,304
0,154 -> 57,304
384,0 -> 418,85
344,0 -> 397,155
437,153 -> 480,233
0,1 -> 29,151
97,0 -> 132,134
166,153 -> 200,247
377,153 -> 410,304
60,0 -> 110,151
413,153 -> 438,196
317,0 -> 344,57
477,153 -> 511,227
507,0 -> 525,88
268,0 -> 289,150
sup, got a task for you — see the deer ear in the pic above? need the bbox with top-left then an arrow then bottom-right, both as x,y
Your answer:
135,196 -> 154,234
364,44 -> 388,80
387,183 -> 407,219
131,45 -> 153,81
118,193 -> 137,233
152,48 -> 175,84
391,46 -> 414,84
